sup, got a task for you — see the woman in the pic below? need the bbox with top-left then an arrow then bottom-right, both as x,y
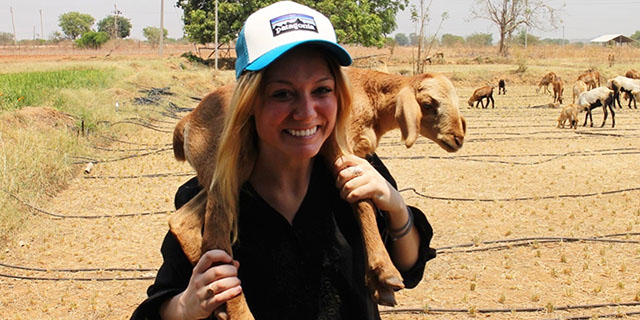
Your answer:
131,2 -> 435,319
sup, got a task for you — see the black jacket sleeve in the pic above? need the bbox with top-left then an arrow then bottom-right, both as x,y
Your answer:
367,153 -> 437,289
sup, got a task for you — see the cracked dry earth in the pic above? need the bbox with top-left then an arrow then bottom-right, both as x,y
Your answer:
2,84 -> 640,320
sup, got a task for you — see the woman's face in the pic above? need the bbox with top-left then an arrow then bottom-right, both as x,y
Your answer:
253,47 -> 338,163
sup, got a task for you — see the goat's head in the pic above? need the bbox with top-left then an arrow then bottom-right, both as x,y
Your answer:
395,74 -> 466,152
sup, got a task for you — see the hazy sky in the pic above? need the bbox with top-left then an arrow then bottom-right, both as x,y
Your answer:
3,0 -> 640,42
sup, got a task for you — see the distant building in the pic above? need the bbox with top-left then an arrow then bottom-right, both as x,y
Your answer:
590,34 -> 636,46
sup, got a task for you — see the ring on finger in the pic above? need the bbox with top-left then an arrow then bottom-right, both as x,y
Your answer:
351,166 -> 363,177
205,283 -> 215,299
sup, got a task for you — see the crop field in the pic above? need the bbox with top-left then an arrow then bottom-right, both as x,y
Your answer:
0,44 -> 639,319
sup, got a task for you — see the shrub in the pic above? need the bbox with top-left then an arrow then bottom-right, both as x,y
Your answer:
75,31 -> 110,49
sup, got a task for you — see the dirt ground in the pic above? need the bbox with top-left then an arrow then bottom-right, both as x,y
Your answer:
1,82 -> 639,320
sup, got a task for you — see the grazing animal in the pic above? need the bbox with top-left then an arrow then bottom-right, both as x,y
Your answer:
577,87 -> 615,128
607,76 -> 640,109
572,80 -> 588,104
557,104 -> 580,129
468,86 -> 495,108
577,70 -> 600,90
498,79 -> 506,95
170,67 -> 467,313
625,69 -> 640,79
552,77 -> 564,104
537,72 -> 557,95
608,53 -> 615,67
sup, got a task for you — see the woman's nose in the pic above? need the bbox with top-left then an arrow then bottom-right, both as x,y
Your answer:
292,94 -> 317,120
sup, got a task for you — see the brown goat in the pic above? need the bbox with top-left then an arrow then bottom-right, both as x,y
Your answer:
572,80 -> 588,104
537,72 -> 557,95
468,86 -> 495,108
557,104 -> 579,129
170,67 -> 467,318
552,77 -> 564,104
577,70 -> 600,90
625,69 -> 640,79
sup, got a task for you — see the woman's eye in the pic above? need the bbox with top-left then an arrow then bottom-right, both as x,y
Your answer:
271,90 -> 293,99
314,86 -> 333,95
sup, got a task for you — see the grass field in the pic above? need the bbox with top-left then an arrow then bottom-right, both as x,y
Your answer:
0,43 -> 639,319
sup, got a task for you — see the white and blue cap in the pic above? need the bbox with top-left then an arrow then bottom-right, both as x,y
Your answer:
235,1 -> 352,79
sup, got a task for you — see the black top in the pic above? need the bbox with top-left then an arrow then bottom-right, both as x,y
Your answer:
131,154 -> 436,320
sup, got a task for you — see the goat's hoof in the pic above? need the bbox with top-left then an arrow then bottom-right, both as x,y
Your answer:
370,274 -> 404,306
373,286 -> 398,306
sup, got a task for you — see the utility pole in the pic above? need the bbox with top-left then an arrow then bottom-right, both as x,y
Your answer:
40,9 -> 44,40
159,0 -> 164,56
215,0 -> 218,70
33,26 -> 36,40
113,4 -> 121,38
10,6 -> 17,45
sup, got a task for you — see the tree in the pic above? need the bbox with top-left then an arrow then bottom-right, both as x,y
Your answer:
143,26 -> 168,46
58,12 -> 95,40
0,32 -> 14,45
630,30 -> 640,41
177,0 -> 408,47
75,31 -> 110,48
470,0 -> 562,55
395,33 -> 409,46
97,15 -> 132,38
441,33 -> 464,47
466,33 -> 493,46
512,28 -> 539,46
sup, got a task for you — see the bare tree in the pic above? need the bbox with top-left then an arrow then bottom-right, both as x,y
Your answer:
411,1 -> 447,74
470,0 -> 562,56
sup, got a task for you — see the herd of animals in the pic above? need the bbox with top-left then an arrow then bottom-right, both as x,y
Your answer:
467,68 -> 640,129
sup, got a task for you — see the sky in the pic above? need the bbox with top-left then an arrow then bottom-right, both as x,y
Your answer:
3,0 -> 640,42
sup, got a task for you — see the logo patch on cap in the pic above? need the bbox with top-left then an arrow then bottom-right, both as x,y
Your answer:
270,13 -> 318,37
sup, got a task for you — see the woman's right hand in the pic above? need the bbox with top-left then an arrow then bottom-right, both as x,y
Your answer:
167,250 -> 242,320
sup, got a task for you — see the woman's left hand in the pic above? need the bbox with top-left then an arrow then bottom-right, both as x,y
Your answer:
334,155 -> 406,213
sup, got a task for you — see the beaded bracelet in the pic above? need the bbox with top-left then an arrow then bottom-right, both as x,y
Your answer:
388,207 -> 414,241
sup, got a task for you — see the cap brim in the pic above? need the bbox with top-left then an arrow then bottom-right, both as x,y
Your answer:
244,40 -> 352,73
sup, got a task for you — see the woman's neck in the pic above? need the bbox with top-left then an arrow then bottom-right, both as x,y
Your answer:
249,154 -> 315,224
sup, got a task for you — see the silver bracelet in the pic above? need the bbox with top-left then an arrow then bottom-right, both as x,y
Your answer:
388,207 -> 414,241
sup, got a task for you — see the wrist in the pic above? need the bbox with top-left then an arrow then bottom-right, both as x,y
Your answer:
387,207 -> 414,241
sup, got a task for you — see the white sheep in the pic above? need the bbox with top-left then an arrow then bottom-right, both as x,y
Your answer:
572,80 -> 588,104
577,87 -> 615,127
607,76 -> 640,109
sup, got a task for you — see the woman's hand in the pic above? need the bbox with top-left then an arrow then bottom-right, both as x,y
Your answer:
164,250 -> 242,320
334,155 -> 406,214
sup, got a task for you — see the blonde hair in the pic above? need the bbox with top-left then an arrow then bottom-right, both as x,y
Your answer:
211,48 -> 353,242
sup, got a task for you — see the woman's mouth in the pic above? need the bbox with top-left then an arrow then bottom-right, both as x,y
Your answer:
286,126 -> 318,137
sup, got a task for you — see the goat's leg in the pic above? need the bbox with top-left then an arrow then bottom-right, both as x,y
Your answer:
353,200 -> 404,306
490,95 -> 495,108
202,195 -> 255,320
601,106 -> 608,128
609,105 -> 615,128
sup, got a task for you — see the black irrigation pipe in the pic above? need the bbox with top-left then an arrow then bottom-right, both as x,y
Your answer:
0,273 -> 154,281
108,120 -> 173,133
94,133 -> 167,147
1,187 -> 171,219
380,150 -> 640,166
376,133 -> 638,147
71,147 -> 172,164
380,302 -> 640,316
89,144 -> 172,152
83,172 -> 194,179
0,262 -> 156,273
399,186 -> 640,202
435,235 -> 640,255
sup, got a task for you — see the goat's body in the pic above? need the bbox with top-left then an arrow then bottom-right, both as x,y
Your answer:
557,104 -> 579,129
537,72 -> 557,95
171,67 -> 466,318
552,77 -> 564,104
498,79 -> 506,95
607,76 -> 640,109
577,70 -> 600,90
577,87 -> 615,128
572,80 -> 588,104
468,86 -> 495,108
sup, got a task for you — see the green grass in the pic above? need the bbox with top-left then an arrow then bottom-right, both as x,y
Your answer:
0,69 -> 114,111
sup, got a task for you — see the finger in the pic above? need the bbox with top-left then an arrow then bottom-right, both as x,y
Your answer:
194,249 -> 234,274
206,285 -> 243,309
201,263 -> 239,286
205,276 -> 242,298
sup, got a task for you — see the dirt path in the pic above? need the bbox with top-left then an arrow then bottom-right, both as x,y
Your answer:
2,85 -> 640,319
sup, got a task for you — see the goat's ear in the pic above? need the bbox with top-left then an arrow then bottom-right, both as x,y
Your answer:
173,118 -> 187,161
395,86 -> 420,148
